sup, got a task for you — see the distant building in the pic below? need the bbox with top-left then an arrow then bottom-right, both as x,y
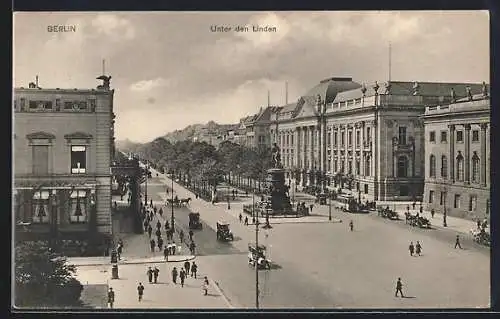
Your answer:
238,106 -> 277,149
422,86 -> 490,220
271,76 -> 485,201
13,75 -> 115,255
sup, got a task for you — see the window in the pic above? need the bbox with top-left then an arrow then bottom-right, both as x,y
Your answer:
286,135 -> 289,146
429,190 -> 434,204
64,101 -> 73,109
29,100 -> 52,110
70,190 -> 87,223
366,127 -> 371,144
456,130 -> 463,142
441,156 -> 448,179
365,157 -> 371,176
341,161 -> 345,173
440,192 -> 446,205
454,194 -> 461,208
32,145 -> 49,175
456,153 -> 464,181
429,131 -> 436,142
341,132 -> 345,146
89,99 -> 96,112
399,186 -> 409,196
348,161 -> 352,174
20,98 -> 26,111
398,127 -> 407,145
472,130 -> 479,142
327,132 -> 331,146
32,191 -> 50,223
469,195 -> 477,212
290,135 -> 294,145
429,155 -> 436,177
472,153 -> 480,183
355,98 -> 362,104
364,184 -> 368,194
334,132 -> 338,146
71,146 -> 87,174
348,131 -> 353,146
356,130 -> 360,145
441,131 -> 447,143
355,160 -> 360,175
397,156 -> 408,178
55,99 -> 61,111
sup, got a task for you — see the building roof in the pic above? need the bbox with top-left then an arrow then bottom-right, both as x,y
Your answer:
303,77 -> 362,104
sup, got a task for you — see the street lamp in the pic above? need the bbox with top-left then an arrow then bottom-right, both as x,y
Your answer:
328,193 -> 332,221
171,170 -> 175,232
227,195 -> 231,210
255,208 -> 260,309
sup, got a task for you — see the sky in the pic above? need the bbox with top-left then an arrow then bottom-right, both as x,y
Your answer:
13,11 -> 489,143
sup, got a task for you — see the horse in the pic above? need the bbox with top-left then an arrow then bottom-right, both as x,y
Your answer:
166,199 -> 174,206
180,198 -> 192,206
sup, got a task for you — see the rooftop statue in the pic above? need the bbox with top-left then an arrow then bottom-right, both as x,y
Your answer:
450,87 -> 456,102
97,75 -> 112,90
482,81 -> 488,97
466,86 -> 473,101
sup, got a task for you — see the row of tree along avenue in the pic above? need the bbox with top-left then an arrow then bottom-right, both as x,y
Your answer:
125,138 -> 273,200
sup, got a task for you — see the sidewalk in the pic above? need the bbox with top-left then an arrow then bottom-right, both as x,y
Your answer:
67,255 -> 194,267
73,262 -> 232,309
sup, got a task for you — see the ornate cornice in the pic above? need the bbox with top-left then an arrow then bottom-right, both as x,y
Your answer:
64,132 -> 93,141
26,131 -> 56,140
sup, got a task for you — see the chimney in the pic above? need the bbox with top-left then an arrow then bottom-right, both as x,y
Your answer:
35,75 -> 39,88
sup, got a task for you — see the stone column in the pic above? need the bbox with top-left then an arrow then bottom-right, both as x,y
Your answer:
303,126 -> 307,170
295,127 -> 300,169
464,124 -> 471,184
372,120 -> 378,200
309,125 -> 314,170
449,124 -> 455,183
360,122 -> 365,176
480,123 -> 487,187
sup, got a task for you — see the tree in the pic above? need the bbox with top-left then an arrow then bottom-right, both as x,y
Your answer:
15,241 -> 83,308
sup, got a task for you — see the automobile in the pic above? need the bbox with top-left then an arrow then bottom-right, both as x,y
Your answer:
188,212 -> 202,229
247,243 -> 271,270
216,220 -> 234,241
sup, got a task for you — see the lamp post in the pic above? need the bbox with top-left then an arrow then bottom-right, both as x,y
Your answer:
50,190 -> 58,251
329,193 -> 332,221
171,170 -> 175,232
227,195 -> 231,210
255,205 -> 260,309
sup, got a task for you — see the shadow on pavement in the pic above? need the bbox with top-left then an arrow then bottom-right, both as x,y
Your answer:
402,296 -> 417,299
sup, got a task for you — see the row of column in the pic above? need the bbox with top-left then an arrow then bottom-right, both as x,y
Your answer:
288,121 -> 375,177
448,123 -> 488,186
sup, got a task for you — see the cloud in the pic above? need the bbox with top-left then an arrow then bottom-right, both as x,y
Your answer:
91,14 -> 136,40
129,77 -> 172,92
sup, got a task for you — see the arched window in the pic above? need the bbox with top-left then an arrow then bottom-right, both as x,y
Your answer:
397,156 -> 408,178
456,152 -> 464,181
365,156 -> 370,176
472,152 -> 480,183
429,155 -> 436,177
441,156 -> 448,179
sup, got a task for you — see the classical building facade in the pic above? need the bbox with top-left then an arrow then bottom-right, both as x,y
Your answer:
272,77 -> 485,201
13,76 -> 115,255
422,87 -> 490,220
238,106 -> 277,149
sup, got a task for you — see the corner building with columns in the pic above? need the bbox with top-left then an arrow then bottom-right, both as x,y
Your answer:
13,76 -> 116,256
271,77 -> 485,202
423,92 -> 490,220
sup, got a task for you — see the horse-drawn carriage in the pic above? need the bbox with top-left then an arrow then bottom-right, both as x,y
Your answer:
216,220 -> 234,241
405,213 -> 431,228
470,228 -> 490,246
315,193 -> 327,205
189,212 -> 202,229
378,207 -> 399,220
247,243 -> 271,270
166,197 -> 192,207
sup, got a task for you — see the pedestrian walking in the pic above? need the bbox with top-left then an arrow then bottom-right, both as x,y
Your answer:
143,220 -> 149,232
244,216 -> 249,226
191,261 -> 198,278
419,206 -> 423,214
349,220 -> 354,232
150,199 -> 153,207
239,213 -> 242,223
147,267 -> 153,283
431,208 -> 435,218
202,276 -> 209,295
107,287 -> 115,308
406,205 -> 410,213
163,246 -> 169,260
184,260 -> 191,274
165,221 -> 170,231
180,230 -> 185,243
137,283 -> 144,302
189,241 -> 196,255
412,201 -> 416,210
155,228 -> 161,238
159,207 -> 163,217
415,241 -> 422,256
172,267 -> 178,284
179,268 -> 186,287
309,203 -> 314,213
153,266 -> 160,283
147,225 -> 153,238
189,230 -> 194,242
150,239 -> 156,253
455,235 -> 462,249
116,242 -> 123,260
395,278 -> 404,297
409,242 -> 415,256
154,206 -> 157,214
156,220 -> 162,230
171,242 -> 177,255
158,237 -> 164,251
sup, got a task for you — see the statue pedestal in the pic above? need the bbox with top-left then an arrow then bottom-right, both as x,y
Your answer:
265,168 -> 292,215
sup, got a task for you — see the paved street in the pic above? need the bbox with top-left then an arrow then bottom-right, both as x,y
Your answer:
137,168 -> 490,309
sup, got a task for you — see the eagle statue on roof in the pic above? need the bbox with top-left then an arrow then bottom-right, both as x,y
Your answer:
97,75 -> 112,90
